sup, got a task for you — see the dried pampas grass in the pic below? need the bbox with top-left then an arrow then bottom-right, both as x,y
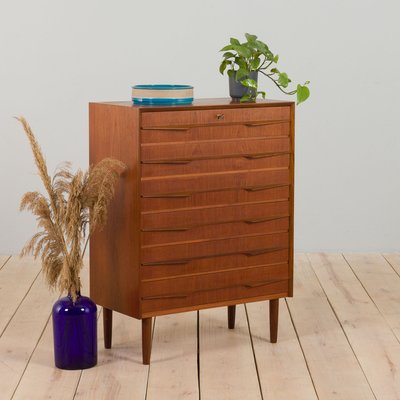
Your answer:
17,117 -> 126,302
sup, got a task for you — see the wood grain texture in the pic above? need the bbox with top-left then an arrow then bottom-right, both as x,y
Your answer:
0,259 -> 60,400
286,254 -> 376,400
199,305 -> 262,400
246,300 -> 318,400
74,312 -> 149,399
0,255 -> 10,271
12,261 -> 90,400
140,122 -> 290,144
146,312 -> 199,400
308,253 -> 400,400
383,252 -> 400,276
141,106 -> 290,128
89,103 -> 141,318
0,256 -> 40,336
344,253 -> 400,341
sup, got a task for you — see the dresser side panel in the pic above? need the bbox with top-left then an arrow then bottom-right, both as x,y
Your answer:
89,103 -> 141,318
288,103 -> 295,297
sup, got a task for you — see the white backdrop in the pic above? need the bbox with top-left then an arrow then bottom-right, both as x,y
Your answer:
1,0 -> 399,253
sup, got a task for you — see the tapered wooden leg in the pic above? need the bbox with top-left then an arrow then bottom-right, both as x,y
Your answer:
269,299 -> 279,343
142,318 -> 152,365
103,308 -> 113,349
228,305 -> 236,329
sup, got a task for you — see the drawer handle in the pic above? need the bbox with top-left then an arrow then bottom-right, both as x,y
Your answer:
244,183 -> 289,192
142,226 -> 190,232
244,279 -> 286,289
142,192 -> 192,199
142,259 -> 189,266
142,159 -> 192,165
243,151 -> 290,160
243,216 -> 289,224
244,120 -> 289,127
143,126 -> 190,131
243,247 -> 287,257
216,113 -> 225,120
142,293 -> 189,300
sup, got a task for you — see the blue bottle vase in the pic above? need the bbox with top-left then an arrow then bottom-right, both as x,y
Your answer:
52,292 -> 97,370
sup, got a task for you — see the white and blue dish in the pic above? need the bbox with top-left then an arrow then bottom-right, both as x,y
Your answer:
132,84 -> 194,105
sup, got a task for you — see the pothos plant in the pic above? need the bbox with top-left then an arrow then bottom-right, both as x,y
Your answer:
219,33 -> 310,104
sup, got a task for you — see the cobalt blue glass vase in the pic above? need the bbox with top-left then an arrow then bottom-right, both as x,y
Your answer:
52,292 -> 97,370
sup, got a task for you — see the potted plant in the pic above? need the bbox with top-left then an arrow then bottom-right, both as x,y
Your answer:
17,117 -> 125,370
219,33 -> 310,104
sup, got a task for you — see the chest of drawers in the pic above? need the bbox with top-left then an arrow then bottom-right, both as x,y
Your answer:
89,98 -> 295,364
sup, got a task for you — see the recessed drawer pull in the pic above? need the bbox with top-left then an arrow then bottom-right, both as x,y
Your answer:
142,226 -> 190,232
244,119 -> 289,127
142,159 -> 192,165
244,279 -> 286,289
142,293 -> 189,300
243,151 -> 289,160
142,192 -> 192,199
244,216 -> 288,224
142,126 -> 190,131
243,247 -> 286,257
244,183 -> 289,192
142,259 -> 189,266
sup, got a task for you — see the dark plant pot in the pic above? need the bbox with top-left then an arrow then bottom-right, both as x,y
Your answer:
52,293 -> 97,370
229,71 -> 258,101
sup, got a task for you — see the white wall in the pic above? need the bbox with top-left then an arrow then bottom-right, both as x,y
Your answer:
1,0 -> 399,253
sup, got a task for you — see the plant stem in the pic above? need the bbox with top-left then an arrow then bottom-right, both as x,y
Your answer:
259,70 -> 297,95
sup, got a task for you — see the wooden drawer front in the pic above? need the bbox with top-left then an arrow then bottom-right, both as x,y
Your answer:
141,107 -> 290,128
142,168 -> 289,197
142,153 -> 290,178
141,248 -> 289,281
142,200 -> 289,231
142,185 -> 290,212
142,276 -> 289,314
142,263 -> 288,297
141,137 -> 290,162
142,216 -> 289,246
141,122 -> 290,144
141,232 -> 289,264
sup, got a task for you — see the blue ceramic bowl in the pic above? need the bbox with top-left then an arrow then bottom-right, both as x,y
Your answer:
132,84 -> 194,105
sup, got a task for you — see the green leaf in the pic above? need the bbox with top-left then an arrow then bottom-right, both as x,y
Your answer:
220,44 -> 234,52
245,33 -> 257,42
250,57 -> 261,70
278,72 -> 289,88
219,59 -> 229,75
227,69 -> 235,78
270,68 -> 279,74
223,52 -> 235,59
235,67 -> 249,82
253,40 -> 270,55
257,91 -> 266,99
273,54 -> 279,63
240,94 -> 252,103
233,44 -> 252,58
241,78 -> 258,89
296,84 -> 310,105
230,37 -> 240,46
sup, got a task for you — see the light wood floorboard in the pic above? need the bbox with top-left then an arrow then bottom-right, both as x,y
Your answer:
199,305 -> 262,400
0,258 -> 59,399
344,253 -> 400,341
2,254 -> 400,399
309,252 -> 400,400
246,300 -> 318,400
12,261 -> 90,400
0,256 -> 40,336
146,312 -> 199,400
286,254 -> 375,400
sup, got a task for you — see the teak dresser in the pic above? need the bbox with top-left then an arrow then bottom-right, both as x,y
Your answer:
89,98 -> 295,364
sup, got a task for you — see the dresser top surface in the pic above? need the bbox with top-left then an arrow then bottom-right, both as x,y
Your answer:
91,98 -> 294,112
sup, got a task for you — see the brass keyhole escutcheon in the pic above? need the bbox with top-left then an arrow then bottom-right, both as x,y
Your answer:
216,113 -> 225,120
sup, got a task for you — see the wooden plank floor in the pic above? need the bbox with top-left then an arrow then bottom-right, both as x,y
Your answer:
1,253 -> 400,399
